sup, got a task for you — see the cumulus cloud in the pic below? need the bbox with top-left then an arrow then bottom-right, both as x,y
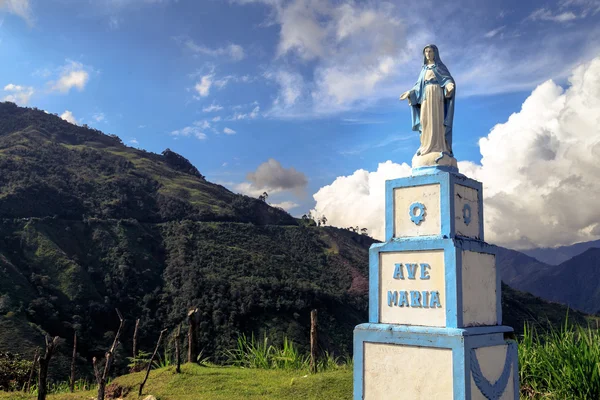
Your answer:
311,161 -> 411,240
177,37 -> 246,61
0,0 -> 32,24
194,74 -> 213,97
170,121 -> 208,140
223,127 -> 236,135
50,60 -> 90,93
60,110 -> 78,125
311,56 -> 600,249
236,158 -> 308,197
2,83 -> 34,105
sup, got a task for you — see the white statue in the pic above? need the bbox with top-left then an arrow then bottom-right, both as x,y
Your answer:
400,45 -> 457,169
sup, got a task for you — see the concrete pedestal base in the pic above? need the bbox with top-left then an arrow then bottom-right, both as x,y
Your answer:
353,324 -> 519,400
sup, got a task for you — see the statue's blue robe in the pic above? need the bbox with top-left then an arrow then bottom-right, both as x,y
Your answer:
407,64 -> 455,154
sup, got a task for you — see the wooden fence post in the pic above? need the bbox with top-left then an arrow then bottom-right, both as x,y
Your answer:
310,309 -> 318,374
175,324 -> 181,373
70,332 -> 77,392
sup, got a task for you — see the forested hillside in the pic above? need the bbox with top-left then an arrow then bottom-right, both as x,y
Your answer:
0,102 -> 591,381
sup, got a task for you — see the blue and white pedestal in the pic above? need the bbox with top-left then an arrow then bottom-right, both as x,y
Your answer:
353,169 -> 519,399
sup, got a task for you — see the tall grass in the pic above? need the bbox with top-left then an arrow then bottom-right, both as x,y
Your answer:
224,333 -> 348,372
519,321 -> 600,399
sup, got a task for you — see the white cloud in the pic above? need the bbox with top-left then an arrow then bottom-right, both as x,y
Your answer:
264,69 -> 304,109
60,110 -> 78,125
194,74 -> 213,97
92,112 -> 106,122
484,26 -> 505,38
0,0 -> 32,24
311,161 -> 411,241
212,116 -> 222,122
528,8 -> 578,22
203,103 -> 223,112
271,201 -> 300,211
223,127 -> 236,135
178,37 -> 246,61
50,60 -> 90,93
129,138 -> 139,144
2,83 -> 34,105
312,56 -> 600,249
229,105 -> 260,120
170,121 -> 208,140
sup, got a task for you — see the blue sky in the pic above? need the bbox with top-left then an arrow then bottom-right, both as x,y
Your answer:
2,0 -> 600,248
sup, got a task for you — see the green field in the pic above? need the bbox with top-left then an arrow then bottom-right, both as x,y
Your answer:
0,364 -> 352,400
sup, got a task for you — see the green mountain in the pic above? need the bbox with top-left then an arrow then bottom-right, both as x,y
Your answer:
0,101 -> 591,381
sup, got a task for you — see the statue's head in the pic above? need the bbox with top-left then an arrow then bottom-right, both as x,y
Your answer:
422,44 -> 440,65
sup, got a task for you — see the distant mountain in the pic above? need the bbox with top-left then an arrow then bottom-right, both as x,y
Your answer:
496,246 -> 552,287
503,248 -> 600,315
522,239 -> 600,265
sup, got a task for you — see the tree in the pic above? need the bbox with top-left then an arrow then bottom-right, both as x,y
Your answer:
320,216 -> 327,226
258,192 -> 268,202
38,336 -> 60,400
360,227 -> 368,235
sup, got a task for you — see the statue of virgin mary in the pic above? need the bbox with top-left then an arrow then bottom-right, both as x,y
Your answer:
400,44 -> 457,169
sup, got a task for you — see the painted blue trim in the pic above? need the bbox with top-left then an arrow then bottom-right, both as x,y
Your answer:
454,248 -> 463,327
368,247 -> 379,323
470,342 -> 516,399
441,172 -> 452,239
453,340 -> 468,400
463,203 -> 472,225
353,331 -> 363,399
408,201 -> 425,224
355,323 -> 513,337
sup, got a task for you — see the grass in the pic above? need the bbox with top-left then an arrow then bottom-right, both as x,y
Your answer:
3,325 -> 600,400
519,322 -> 600,399
0,364 -> 352,400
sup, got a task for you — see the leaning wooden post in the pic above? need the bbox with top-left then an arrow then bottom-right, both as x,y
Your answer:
175,324 -> 181,373
187,308 -> 198,363
94,309 -> 125,400
139,329 -> 167,396
70,332 -> 77,392
38,336 -> 60,400
25,347 -> 39,393
310,309 -> 318,374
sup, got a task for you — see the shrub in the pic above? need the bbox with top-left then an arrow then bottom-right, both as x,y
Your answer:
0,351 -> 33,391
